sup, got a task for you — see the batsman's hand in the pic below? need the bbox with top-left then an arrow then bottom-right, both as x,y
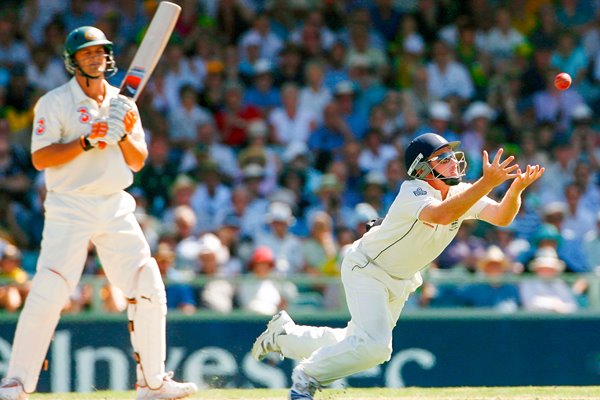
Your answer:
510,164 -> 545,192
481,148 -> 520,188
108,96 -> 137,142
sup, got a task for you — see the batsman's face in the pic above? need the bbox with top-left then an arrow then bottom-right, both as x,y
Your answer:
75,45 -> 107,75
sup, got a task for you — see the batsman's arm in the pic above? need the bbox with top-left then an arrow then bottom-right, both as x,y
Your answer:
118,134 -> 147,172
31,138 -> 91,171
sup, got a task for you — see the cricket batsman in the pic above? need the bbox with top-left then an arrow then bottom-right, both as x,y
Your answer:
0,26 -> 197,400
252,133 -> 544,399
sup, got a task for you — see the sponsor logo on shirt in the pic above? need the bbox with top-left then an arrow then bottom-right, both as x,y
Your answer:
413,187 -> 427,196
77,106 -> 91,124
450,220 -> 459,231
35,118 -> 45,135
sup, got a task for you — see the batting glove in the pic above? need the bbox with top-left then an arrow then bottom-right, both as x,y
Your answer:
108,96 -> 137,141
81,119 -> 109,151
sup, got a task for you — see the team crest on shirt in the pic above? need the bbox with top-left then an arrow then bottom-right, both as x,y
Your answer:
449,220 -> 459,231
413,187 -> 427,196
35,118 -> 45,135
77,106 -> 91,124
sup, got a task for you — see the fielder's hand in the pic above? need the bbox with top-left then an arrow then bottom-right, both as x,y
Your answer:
481,148 -> 520,187
107,96 -> 137,143
510,164 -> 545,192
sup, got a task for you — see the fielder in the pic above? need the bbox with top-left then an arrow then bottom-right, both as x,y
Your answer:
0,27 -> 197,400
252,133 -> 544,399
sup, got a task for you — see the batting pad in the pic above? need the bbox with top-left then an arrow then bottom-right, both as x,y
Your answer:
7,269 -> 71,392
127,258 -> 167,389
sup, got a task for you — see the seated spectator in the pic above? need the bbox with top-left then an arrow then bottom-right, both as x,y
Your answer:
302,211 -> 338,276
243,59 -> 281,114
358,128 -> 398,175
197,233 -> 236,314
520,247 -> 578,313
214,81 -> 262,148
457,246 -> 520,312
237,246 -> 297,315
268,82 -> 316,146
0,244 -> 29,313
156,243 -> 196,315
583,212 -> 600,273
167,84 -> 213,147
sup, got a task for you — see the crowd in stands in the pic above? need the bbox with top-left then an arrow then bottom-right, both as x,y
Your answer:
0,0 -> 599,315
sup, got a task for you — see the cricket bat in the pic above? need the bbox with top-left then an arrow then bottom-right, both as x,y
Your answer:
119,1 -> 181,100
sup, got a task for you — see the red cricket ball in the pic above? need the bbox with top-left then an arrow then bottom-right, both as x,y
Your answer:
554,72 -> 572,91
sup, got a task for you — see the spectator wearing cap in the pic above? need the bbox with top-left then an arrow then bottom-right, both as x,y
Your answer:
214,80 -> 262,148
299,61 -> 332,123
179,121 -> 239,182
0,244 -> 29,313
155,243 -> 196,315
426,40 -> 474,103
583,211 -> 600,273
244,59 -> 282,114
455,246 -> 520,312
197,233 -> 236,313
414,100 -> 460,144
520,247 -> 578,313
189,161 -> 232,235
239,13 -> 283,63
253,202 -> 304,276
269,82 -> 317,146
358,128 -> 398,175
332,80 -> 369,140
345,26 -> 388,80
237,246 -> 298,315
167,84 -> 213,147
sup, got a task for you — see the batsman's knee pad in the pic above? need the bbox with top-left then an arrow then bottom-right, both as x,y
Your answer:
24,268 -> 71,317
127,258 -> 167,389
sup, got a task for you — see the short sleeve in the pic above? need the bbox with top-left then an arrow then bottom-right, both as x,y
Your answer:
392,182 -> 439,221
464,195 -> 496,220
31,95 -> 63,153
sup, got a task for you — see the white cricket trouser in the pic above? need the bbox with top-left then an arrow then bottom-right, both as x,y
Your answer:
7,190 -> 151,392
277,245 -> 422,385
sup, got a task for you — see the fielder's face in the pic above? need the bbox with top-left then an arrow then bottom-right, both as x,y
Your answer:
74,44 -> 107,76
428,145 -> 460,179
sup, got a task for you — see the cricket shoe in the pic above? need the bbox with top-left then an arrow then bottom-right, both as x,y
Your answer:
0,378 -> 28,400
136,372 -> 197,400
251,310 -> 295,361
289,368 -> 321,400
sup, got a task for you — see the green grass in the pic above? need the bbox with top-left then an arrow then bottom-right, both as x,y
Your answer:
29,386 -> 600,399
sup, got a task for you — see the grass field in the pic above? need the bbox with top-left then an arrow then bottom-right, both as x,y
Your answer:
28,387 -> 600,399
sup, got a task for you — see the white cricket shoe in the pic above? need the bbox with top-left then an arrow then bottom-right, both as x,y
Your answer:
251,310 -> 295,361
0,378 -> 28,400
289,368 -> 320,400
136,372 -> 197,400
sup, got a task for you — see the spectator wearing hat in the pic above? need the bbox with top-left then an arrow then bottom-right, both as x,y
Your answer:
460,101 -> 495,180
167,84 -> 213,147
133,135 -> 180,217
414,101 -> 460,144
269,82 -> 317,146
0,244 -> 29,313
426,40 -> 474,103
237,246 -> 298,315
189,161 -> 232,235
520,247 -> 578,313
299,61 -> 332,123
179,120 -> 239,182
244,59 -> 281,114
197,233 -> 236,313
214,80 -> 262,148
253,202 -> 304,276
456,246 -> 520,312
155,243 -> 196,315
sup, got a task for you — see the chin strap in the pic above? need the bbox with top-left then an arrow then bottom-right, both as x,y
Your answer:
441,177 -> 462,186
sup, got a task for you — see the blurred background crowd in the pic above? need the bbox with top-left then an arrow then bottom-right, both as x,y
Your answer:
0,0 -> 599,316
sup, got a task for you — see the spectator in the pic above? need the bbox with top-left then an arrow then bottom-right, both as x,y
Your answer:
460,101 -> 496,180
273,42 -> 305,87
244,59 -> 281,113
197,233 -> 236,313
520,247 -> 578,313
299,61 -> 332,123
239,13 -> 283,63
426,40 -> 475,103
237,246 -> 297,315
189,161 -> 232,235
156,243 -> 196,315
358,128 -> 398,175
307,102 -> 354,166
26,45 -> 68,92
583,212 -> 600,273
302,211 -> 338,276
269,82 -> 316,146
332,80 -> 369,140
214,80 -> 262,148
167,84 -> 213,147
0,244 -> 29,313
414,101 -> 460,143
480,7 -> 526,70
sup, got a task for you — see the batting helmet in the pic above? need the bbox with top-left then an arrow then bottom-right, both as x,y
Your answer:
63,26 -> 116,76
404,133 -> 466,185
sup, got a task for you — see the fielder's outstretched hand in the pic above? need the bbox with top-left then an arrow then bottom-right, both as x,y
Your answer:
510,164 -> 545,191
481,148 -> 520,187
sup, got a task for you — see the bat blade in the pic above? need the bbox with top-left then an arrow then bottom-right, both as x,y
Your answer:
119,1 -> 181,100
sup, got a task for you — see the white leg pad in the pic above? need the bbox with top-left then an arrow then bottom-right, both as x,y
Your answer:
7,269 -> 71,392
127,258 -> 167,389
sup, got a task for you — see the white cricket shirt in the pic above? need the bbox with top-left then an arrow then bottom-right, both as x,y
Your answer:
31,78 -> 146,195
358,179 -> 494,278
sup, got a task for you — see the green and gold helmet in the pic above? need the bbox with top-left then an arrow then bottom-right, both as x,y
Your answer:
63,26 -> 116,77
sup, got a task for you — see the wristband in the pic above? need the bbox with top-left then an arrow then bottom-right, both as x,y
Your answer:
119,133 -> 129,142
80,135 -> 93,151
